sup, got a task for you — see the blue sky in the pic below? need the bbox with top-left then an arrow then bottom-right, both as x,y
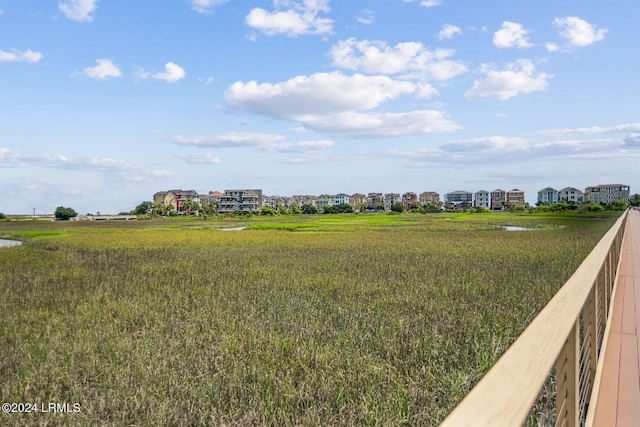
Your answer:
1,0 -> 638,214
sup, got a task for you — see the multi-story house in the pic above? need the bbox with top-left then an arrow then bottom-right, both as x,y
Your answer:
445,191 -> 473,211
219,189 -> 263,213
333,193 -> 350,206
349,193 -> 366,211
506,189 -> 526,207
537,187 -> 558,205
558,187 -> 584,203
491,189 -> 506,211
153,189 -> 200,212
402,192 -> 418,211
263,195 -> 288,210
585,184 -> 630,204
384,193 -> 401,212
291,195 -> 318,208
366,193 -> 384,211
316,194 -> 334,210
474,190 -> 490,208
419,191 -> 440,206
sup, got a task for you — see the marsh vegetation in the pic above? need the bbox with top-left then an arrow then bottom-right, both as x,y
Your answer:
0,212 -> 620,426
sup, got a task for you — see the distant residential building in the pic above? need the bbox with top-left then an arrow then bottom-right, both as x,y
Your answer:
263,195 -> 289,209
474,190 -> 490,208
445,190 -> 473,211
334,193 -> 350,206
384,193 -> 401,212
419,192 -> 440,206
316,194 -> 334,209
558,187 -> 584,203
349,193 -> 366,211
402,192 -> 418,211
585,184 -> 630,204
537,187 -> 558,205
291,195 -> 318,207
491,189 -> 506,211
219,189 -> 263,213
153,189 -> 200,212
506,189 -> 526,207
366,193 -> 384,210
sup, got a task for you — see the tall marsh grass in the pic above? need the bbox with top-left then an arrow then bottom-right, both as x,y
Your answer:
0,213 -> 620,425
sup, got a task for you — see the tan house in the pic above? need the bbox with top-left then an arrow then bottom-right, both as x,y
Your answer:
366,193 -> 384,211
506,189 -> 526,207
349,193 -> 366,211
154,189 -> 200,212
419,191 -> 440,206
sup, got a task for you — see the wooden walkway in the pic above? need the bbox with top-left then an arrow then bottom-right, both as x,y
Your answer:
592,210 -> 640,425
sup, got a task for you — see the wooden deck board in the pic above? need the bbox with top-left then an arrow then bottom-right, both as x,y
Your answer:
593,211 -> 640,426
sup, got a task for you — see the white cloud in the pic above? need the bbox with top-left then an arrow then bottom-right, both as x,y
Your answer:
383,132 -> 637,165
0,49 -> 43,63
554,16 -> 607,47
81,58 -> 122,80
465,59 -> 551,100
0,147 -> 172,180
225,72 -> 416,120
177,152 -> 222,164
536,123 -> 640,136
152,62 -> 186,83
403,0 -> 442,7
245,0 -> 333,37
438,24 -> 461,40
300,110 -> 461,137
329,38 -> 467,81
186,0 -> 229,14
171,132 -> 334,153
356,9 -> 374,25
224,71 -> 460,137
493,21 -> 533,49
545,42 -> 559,52
172,132 -> 286,148
58,0 -> 98,22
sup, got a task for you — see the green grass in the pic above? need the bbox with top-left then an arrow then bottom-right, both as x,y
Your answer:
0,212 -> 621,426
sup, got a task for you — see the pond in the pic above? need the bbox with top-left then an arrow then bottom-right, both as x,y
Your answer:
502,225 -> 537,231
218,226 -> 247,231
0,239 -> 23,248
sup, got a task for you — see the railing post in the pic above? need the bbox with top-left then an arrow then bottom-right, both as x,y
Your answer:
556,322 -> 580,427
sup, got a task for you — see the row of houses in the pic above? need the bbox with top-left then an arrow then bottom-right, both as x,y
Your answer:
153,184 -> 630,214
538,184 -> 631,205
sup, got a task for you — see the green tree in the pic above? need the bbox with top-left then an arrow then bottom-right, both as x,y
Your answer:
391,202 -> 404,213
133,201 -> 154,216
261,206 -> 276,216
288,204 -> 302,214
0,212 -> 6,220
55,206 -> 77,220
301,204 -> 318,214
629,194 -> 640,207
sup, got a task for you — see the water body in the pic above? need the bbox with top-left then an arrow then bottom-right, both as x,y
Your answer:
502,226 -> 536,231
218,226 -> 247,231
0,239 -> 23,248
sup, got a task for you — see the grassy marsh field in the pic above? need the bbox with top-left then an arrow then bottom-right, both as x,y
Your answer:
0,212 -> 621,426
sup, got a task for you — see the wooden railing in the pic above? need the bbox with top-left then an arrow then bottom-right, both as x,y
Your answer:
441,211 -> 628,427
